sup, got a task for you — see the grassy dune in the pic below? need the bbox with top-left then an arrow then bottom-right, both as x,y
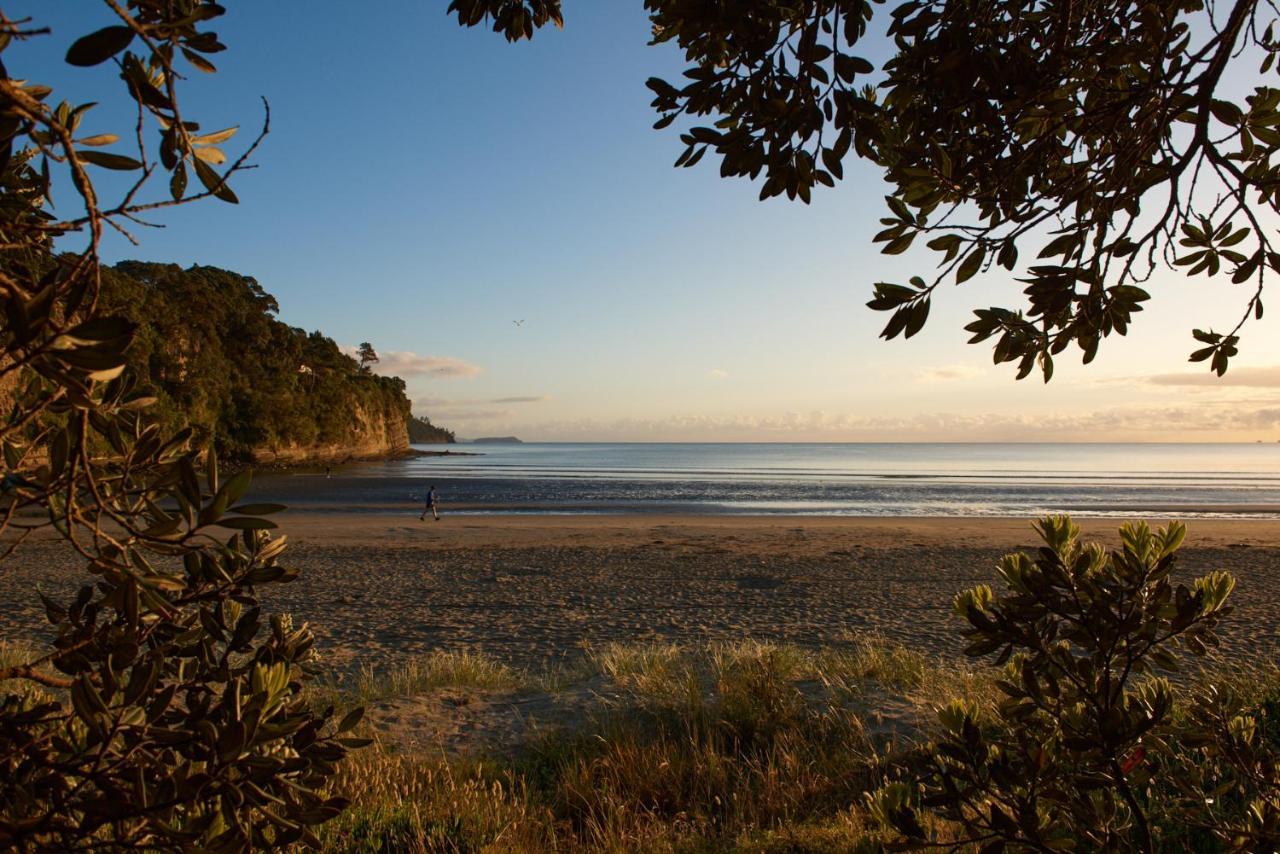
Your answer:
315,638 -> 1280,852
317,638 -> 994,852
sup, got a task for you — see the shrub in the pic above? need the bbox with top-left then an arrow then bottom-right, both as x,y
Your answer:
866,515 -> 1241,851
0,5 -> 363,849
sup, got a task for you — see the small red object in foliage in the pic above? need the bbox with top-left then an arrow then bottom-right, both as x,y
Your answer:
1120,746 -> 1146,775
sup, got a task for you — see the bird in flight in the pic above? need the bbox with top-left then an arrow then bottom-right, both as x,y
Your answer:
513,319 -> 524,327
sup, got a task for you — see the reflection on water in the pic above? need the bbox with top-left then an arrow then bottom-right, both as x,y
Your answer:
286,443 -> 1280,518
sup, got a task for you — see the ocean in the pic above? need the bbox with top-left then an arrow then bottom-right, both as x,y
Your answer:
258,442 -> 1280,518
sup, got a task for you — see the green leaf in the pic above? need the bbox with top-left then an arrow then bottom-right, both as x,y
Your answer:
1209,99 -> 1244,126
228,503 -> 287,515
337,706 -> 365,733
180,46 -> 217,73
192,156 -> 239,203
883,233 -> 916,255
64,316 -> 134,343
170,162 -> 187,201
903,299 -> 931,338
213,517 -> 278,530
222,469 -> 253,506
78,150 -> 143,171
956,247 -> 985,283
65,26 -> 135,67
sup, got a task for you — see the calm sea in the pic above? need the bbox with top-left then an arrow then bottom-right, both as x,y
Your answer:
265,442 -> 1280,518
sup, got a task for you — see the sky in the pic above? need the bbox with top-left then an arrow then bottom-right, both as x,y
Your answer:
11,3 -> 1280,441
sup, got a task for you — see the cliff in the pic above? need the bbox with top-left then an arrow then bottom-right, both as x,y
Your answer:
97,261 -> 429,464
249,390 -> 410,464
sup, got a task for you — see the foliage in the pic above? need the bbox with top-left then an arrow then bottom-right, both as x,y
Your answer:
406,413 -> 455,444
1164,679 -> 1280,849
97,261 -> 413,459
455,0 -> 1280,378
862,516 -> 1255,851
355,341 -> 377,374
0,4 -> 362,849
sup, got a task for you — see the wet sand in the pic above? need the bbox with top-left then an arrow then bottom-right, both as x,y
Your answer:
2,514 -> 1278,670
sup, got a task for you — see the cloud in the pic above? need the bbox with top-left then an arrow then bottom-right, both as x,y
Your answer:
915,364 -> 984,383
521,402 -> 1280,442
416,395 -> 548,408
342,346 -> 482,379
1146,366 -> 1280,388
708,368 -> 729,380
414,395 -> 549,425
430,408 -> 510,421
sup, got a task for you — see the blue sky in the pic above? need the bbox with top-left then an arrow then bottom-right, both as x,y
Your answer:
13,3 -> 1280,440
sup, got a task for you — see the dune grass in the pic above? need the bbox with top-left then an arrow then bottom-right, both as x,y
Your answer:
312,650 -> 531,711
315,638 -> 1280,851
316,637 -> 977,852
0,639 -> 57,704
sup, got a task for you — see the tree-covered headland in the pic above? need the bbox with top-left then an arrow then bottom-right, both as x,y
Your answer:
97,261 -> 427,461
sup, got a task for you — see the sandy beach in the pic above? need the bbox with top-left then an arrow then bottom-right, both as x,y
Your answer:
3,513 -> 1278,671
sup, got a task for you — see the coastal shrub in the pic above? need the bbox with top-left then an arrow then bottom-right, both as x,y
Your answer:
0,5 -> 361,849
863,515 -> 1264,852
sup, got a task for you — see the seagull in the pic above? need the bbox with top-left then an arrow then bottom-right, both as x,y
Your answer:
513,319 -> 524,327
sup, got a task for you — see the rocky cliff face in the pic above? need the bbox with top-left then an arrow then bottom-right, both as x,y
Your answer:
249,397 -> 410,465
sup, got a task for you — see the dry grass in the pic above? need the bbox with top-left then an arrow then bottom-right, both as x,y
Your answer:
316,637 -> 964,852
0,639 -> 58,706
314,650 -> 529,709
307,637 -> 1280,850
324,751 -> 553,852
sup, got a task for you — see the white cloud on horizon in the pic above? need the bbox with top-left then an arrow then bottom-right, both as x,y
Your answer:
1146,366 -> 1280,388
915,364 -> 984,383
341,346 -> 482,379
708,368 -> 729,380
513,402 -> 1280,442
416,395 -> 549,408
430,408 -> 511,421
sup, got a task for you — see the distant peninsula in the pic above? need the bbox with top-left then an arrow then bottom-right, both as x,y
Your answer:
407,415 -> 455,444
472,436 -> 524,444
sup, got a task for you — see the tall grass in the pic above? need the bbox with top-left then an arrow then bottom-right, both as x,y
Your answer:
318,638 -> 964,851
314,650 -> 528,709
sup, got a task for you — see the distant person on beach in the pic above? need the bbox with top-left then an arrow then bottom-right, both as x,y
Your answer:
420,485 -> 439,521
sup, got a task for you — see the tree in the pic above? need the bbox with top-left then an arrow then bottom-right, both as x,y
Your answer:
450,0 -> 1280,380
0,5 -> 362,848
357,341 -> 379,375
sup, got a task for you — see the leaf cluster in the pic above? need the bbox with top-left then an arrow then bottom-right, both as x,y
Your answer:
446,0 -> 564,42
2,512 -> 367,850
459,0 -> 1280,377
645,0 -> 882,205
862,516 -> 1250,851
0,6 -> 364,850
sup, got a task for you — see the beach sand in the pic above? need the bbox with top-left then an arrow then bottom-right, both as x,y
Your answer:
3,513 -> 1278,671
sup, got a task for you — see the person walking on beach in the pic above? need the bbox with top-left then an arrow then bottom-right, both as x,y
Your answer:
420,485 -> 440,521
